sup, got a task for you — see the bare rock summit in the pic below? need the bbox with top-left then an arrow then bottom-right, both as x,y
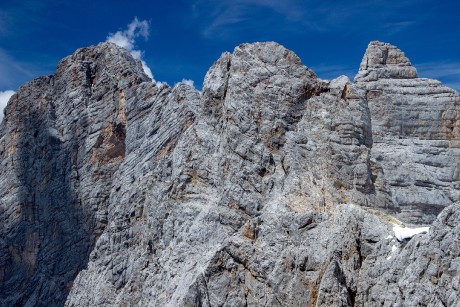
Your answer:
0,41 -> 459,306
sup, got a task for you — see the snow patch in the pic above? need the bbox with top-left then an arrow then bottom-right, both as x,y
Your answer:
393,225 -> 429,242
387,244 -> 399,260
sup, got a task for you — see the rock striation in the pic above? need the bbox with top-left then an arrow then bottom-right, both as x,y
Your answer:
355,41 -> 460,224
0,40 -> 459,306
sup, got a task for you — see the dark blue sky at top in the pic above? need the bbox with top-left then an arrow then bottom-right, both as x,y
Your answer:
1,0 -> 460,92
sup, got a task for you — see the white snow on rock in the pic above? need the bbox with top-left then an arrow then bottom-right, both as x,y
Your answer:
393,225 -> 429,242
387,245 -> 399,260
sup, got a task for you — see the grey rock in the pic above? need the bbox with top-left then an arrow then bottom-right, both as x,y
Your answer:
356,203 -> 460,306
0,40 -> 459,307
355,41 -> 460,224
354,40 -> 418,82
0,43 -> 153,306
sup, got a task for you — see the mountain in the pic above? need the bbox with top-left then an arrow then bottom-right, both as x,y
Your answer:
0,41 -> 459,306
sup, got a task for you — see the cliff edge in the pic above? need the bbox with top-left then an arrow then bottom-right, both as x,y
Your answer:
0,41 -> 459,306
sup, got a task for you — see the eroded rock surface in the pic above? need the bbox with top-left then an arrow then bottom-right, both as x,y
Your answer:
0,40 -> 459,306
0,43 -> 154,306
355,41 -> 460,224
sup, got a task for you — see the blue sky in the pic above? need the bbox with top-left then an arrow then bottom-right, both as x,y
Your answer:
1,0 -> 460,103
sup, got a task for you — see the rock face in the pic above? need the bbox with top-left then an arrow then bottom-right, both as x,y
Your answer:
355,41 -> 460,224
0,41 -> 459,306
0,43 -> 152,306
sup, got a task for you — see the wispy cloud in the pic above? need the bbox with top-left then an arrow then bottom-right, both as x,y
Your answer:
0,10 -> 11,37
190,0 -> 423,39
381,21 -> 417,35
415,61 -> 460,92
107,17 -> 155,82
0,90 -> 15,121
0,1 -> 48,39
0,48 -> 37,90
415,62 -> 460,79
194,0 -> 307,39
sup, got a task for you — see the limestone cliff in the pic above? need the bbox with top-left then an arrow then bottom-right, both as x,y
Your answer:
355,41 -> 460,224
0,41 -> 459,306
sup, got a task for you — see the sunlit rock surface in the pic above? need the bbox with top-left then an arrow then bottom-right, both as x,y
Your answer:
0,41 -> 459,306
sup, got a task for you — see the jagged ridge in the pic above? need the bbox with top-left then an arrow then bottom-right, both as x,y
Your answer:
0,40 -> 459,306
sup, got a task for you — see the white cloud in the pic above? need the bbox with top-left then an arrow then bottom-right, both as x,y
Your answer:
0,90 -> 15,121
107,17 -> 155,82
181,79 -> 195,87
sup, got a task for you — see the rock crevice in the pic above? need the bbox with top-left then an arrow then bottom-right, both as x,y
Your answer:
0,40 -> 459,306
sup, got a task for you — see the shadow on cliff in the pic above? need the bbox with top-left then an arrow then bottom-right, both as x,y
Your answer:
0,80 -> 92,306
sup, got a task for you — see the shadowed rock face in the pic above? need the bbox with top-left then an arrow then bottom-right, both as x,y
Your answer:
0,43 -> 148,306
0,41 -> 459,306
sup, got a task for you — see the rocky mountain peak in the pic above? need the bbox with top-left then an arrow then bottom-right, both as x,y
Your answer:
1,40 -> 459,306
203,41 -> 319,99
354,40 -> 418,82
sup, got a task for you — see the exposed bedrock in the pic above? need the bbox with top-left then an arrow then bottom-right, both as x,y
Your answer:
0,40 -> 458,306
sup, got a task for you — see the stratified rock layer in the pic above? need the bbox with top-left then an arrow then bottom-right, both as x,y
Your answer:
355,41 -> 460,224
0,43 -> 151,306
0,41 -> 459,306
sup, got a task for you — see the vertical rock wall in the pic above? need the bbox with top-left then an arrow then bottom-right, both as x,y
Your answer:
0,43 -> 151,306
0,40 -> 459,306
355,41 -> 460,224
